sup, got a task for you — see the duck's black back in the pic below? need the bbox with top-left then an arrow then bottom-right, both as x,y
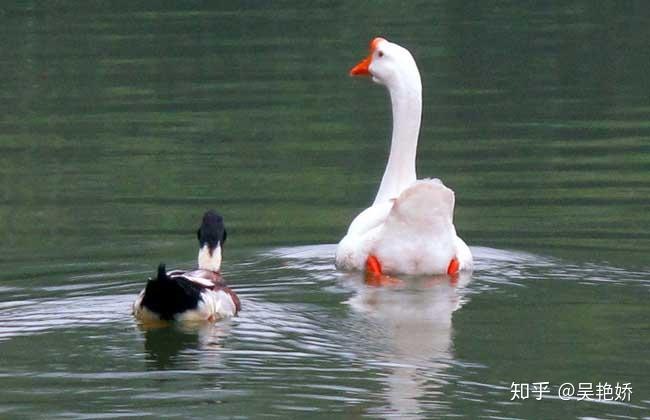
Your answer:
140,264 -> 204,320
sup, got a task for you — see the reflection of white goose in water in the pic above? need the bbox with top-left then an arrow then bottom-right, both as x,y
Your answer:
346,270 -> 472,418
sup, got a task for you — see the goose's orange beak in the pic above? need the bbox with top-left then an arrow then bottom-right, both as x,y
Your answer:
349,37 -> 386,76
349,56 -> 372,76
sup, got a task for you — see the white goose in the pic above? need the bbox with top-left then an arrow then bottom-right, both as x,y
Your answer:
335,37 -> 472,276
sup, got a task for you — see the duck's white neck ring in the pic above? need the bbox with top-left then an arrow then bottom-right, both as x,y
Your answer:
198,244 -> 222,272
373,84 -> 422,205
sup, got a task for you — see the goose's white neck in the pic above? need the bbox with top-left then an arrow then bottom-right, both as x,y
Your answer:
373,81 -> 422,205
198,244 -> 222,272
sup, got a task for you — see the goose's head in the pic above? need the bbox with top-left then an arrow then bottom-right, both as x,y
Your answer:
350,37 -> 421,94
197,210 -> 227,272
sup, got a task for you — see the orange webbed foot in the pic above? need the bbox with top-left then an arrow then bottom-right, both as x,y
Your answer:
447,257 -> 460,285
366,255 -> 382,275
364,255 -> 403,287
447,257 -> 460,275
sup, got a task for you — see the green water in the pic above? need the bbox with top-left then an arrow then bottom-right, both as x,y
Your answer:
1,2 -> 649,419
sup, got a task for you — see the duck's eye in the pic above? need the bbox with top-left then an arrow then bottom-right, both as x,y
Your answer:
378,51 -> 384,58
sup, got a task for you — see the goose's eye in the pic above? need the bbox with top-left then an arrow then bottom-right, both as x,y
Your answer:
378,51 -> 384,58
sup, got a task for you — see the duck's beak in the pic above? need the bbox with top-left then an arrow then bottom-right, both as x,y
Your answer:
349,55 -> 372,76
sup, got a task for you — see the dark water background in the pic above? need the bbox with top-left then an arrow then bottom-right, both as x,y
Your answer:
1,2 -> 649,418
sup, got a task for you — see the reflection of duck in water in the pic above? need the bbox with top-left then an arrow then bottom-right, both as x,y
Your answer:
346,271 -> 472,418
143,325 -> 200,369
142,322 -> 232,369
133,210 -> 240,323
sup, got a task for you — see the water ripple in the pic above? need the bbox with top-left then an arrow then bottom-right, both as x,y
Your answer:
0,245 -> 648,418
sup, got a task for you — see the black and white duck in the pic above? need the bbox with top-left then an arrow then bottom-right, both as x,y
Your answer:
133,210 -> 240,323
